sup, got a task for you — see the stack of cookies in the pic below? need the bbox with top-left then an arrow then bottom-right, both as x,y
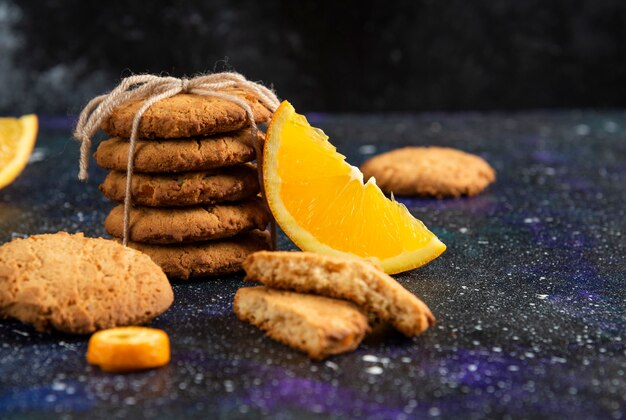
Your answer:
93,91 -> 273,279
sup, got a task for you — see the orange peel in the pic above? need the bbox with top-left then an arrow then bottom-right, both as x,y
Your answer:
87,327 -> 170,373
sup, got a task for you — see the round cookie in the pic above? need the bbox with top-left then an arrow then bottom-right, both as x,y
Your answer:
126,231 -> 271,279
100,165 -> 260,207
94,129 -> 261,173
101,90 -> 272,139
0,232 -> 173,334
104,198 -> 270,244
360,146 -> 496,198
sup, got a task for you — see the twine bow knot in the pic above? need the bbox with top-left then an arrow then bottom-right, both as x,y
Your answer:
180,77 -> 190,93
73,72 -> 280,246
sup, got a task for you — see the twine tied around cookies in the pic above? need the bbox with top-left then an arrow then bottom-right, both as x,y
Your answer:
73,72 -> 280,247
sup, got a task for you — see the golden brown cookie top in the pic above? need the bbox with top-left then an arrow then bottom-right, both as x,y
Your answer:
94,129 -> 260,173
360,146 -> 496,198
99,165 -> 260,207
0,232 -> 173,334
101,90 -> 272,139
104,199 -> 270,244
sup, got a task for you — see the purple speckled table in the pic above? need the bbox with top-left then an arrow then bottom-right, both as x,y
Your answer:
0,112 -> 625,419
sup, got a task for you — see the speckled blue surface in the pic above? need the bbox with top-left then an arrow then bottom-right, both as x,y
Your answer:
0,112 -> 624,419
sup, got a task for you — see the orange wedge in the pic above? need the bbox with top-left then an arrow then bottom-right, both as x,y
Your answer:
0,114 -> 38,190
87,327 -> 170,372
263,101 -> 446,274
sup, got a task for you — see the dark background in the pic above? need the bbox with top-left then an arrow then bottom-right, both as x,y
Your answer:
1,0 -> 626,115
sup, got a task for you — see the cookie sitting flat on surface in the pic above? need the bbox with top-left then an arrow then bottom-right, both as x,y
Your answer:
234,286 -> 370,360
243,251 -> 435,337
101,90 -> 271,139
104,198 -> 270,244
126,231 -> 271,279
100,165 -> 260,207
360,146 -> 496,198
94,129 -> 261,173
0,232 -> 173,334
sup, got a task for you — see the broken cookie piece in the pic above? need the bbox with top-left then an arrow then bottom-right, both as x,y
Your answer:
233,286 -> 370,360
243,251 -> 435,337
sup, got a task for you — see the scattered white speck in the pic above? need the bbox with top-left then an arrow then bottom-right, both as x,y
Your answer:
325,361 -> 338,370
358,145 -> 377,155
508,365 -> 520,372
223,380 -> 234,392
478,239 -> 489,244
537,294 -> 549,300
311,404 -> 324,413
401,357 -> 412,363
28,148 -> 48,163
51,382 -> 66,391
362,355 -> 379,363
58,341 -> 77,351
429,122 -> 442,133
45,394 -> 56,403
365,366 -> 383,375
123,397 -> 136,405
493,346 -> 503,353
12,329 -> 29,336
551,356 -> 567,364
474,325 -> 483,331
604,121 -> 618,133
524,217 -> 540,224
459,227 -> 468,234
468,364 -> 477,372
428,407 -> 441,417
575,124 -> 590,136
545,167 -> 556,176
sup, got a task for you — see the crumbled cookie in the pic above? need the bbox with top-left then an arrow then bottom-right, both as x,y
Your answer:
243,251 -> 435,337
126,231 -> 271,279
101,90 -> 271,139
104,198 -> 270,244
99,164 -> 260,207
0,232 -> 173,334
360,146 -> 496,198
94,129 -> 261,173
234,286 -> 370,360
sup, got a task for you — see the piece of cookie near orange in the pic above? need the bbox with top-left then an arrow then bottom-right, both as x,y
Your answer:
263,101 -> 446,274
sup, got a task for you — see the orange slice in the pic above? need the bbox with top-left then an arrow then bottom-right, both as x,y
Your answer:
263,101 -> 446,274
86,327 -> 170,372
0,114 -> 38,190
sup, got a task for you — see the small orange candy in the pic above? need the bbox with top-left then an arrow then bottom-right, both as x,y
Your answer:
86,327 -> 170,372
